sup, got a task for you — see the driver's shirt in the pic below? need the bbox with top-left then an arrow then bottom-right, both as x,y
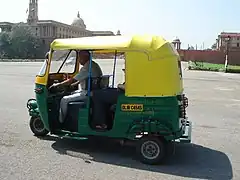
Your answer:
73,60 -> 103,93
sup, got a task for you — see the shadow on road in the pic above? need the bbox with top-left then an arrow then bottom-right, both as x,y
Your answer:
41,136 -> 233,180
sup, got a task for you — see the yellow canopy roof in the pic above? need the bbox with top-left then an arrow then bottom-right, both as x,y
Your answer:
50,35 -> 172,52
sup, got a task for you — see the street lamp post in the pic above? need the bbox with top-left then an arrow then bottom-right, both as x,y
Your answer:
224,36 -> 231,73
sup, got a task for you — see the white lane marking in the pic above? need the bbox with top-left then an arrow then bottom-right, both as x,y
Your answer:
231,99 -> 240,102
219,73 -> 240,77
214,87 -> 234,91
190,98 -> 240,102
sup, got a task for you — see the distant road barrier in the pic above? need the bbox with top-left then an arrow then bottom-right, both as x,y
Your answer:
0,58 -> 123,62
0,59 -> 45,62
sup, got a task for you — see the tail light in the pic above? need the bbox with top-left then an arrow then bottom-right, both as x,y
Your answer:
177,94 -> 188,119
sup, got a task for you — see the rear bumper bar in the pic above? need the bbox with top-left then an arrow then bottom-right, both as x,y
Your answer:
179,120 -> 192,143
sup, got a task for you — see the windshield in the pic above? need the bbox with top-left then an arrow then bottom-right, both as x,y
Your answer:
37,60 -> 47,76
49,50 -> 77,74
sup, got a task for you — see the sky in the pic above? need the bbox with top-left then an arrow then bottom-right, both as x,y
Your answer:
0,0 -> 239,49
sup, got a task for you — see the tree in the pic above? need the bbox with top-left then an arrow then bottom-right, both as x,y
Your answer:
0,23 -> 45,59
0,31 -> 11,58
188,46 -> 195,50
211,43 -> 217,50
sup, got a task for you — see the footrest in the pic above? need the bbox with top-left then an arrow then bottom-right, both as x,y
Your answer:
179,120 -> 192,143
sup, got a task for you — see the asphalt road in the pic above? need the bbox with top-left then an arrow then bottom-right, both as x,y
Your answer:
0,61 -> 239,180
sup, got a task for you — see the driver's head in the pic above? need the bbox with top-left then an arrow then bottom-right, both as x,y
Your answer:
78,50 -> 90,65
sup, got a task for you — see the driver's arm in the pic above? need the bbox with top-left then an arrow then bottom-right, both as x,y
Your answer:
57,77 -> 76,86
56,66 -> 87,87
71,66 -> 88,85
71,80 -> 80,87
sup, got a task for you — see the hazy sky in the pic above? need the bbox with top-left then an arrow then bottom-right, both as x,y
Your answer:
0,0 -> 238,49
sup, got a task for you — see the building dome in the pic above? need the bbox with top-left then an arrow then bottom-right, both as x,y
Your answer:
71,11 -> 86,29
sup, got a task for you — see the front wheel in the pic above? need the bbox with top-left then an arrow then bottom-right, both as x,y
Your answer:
29,116 -> 49,137
136,136 -> 166,165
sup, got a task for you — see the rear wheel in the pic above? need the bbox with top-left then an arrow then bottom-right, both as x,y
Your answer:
136,136 -> 166,165
29,116 -> 49,137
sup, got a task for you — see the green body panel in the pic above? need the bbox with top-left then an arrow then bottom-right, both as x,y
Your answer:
34,84 -> 50,130
29,84 -> 186,141
76,94 -> 181,140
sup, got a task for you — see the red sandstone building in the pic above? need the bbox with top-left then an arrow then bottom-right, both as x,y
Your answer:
216,32 -> 240,51
171,34 -> 240,65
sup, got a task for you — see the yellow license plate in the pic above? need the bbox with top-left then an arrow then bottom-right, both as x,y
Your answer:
121,104 -> 143,112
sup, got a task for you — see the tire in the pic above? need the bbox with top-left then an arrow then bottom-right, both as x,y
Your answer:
136,136 -> 166,165
29,116 -> 49,137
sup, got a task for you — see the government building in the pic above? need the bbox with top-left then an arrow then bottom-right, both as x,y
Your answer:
0,0 -> 121,49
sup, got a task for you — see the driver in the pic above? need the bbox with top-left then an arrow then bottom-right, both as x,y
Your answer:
50,50 -> 103,123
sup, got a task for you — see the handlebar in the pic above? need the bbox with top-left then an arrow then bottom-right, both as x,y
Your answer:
48,84 -> 74,97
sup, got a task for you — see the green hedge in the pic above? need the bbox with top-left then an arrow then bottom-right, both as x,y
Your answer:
188,61 -> 240,73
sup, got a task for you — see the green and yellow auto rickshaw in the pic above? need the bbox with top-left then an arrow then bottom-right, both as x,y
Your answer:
26,35 -> 192,164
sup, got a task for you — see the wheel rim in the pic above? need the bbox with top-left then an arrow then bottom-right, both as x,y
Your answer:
33,117 -> 45,132
141,140 -> 160,160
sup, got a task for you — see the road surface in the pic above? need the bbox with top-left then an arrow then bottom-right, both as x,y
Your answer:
0,61 -> 238,180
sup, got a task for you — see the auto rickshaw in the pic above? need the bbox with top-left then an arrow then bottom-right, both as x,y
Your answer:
26,35 -> 192,165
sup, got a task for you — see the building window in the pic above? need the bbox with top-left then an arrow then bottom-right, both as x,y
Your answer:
237,37 -> 239,40
237,43 -> 239,47
43,26 -> 46,36
53,27 -> 56,36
